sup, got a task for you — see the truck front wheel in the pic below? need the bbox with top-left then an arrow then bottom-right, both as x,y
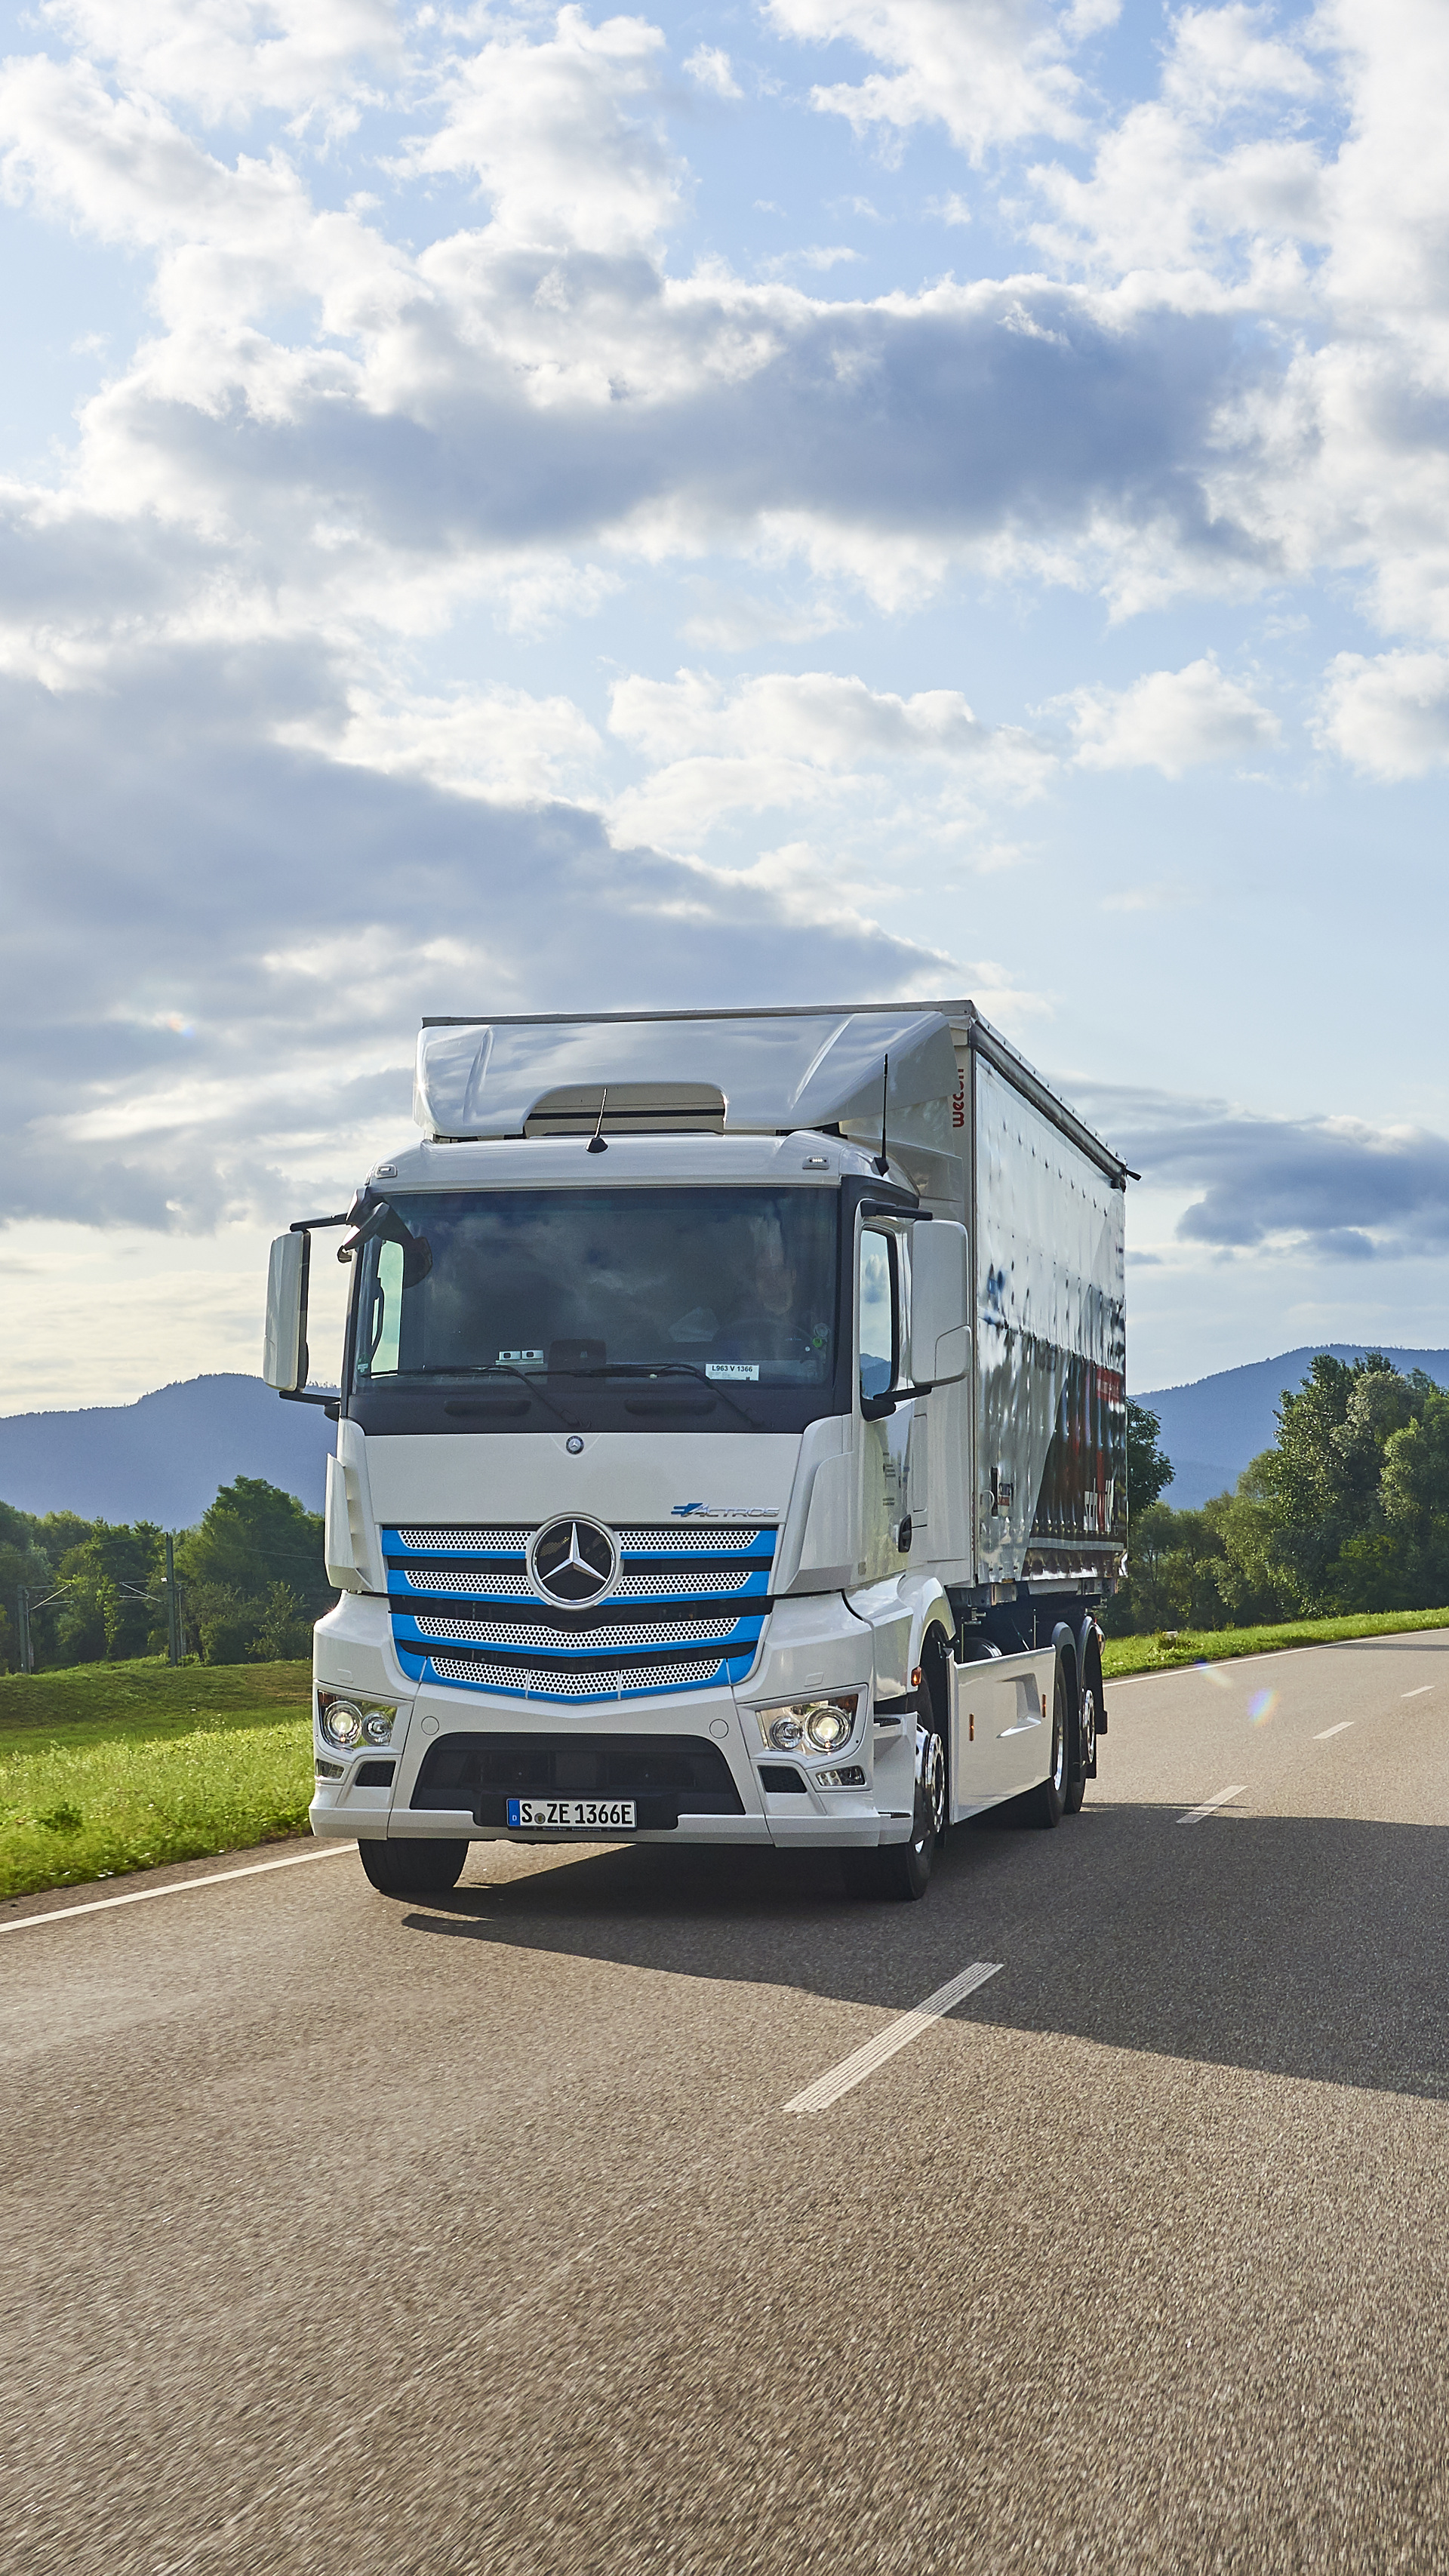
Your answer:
845,1707 -> 945,1901
358,1837 -> 469,1897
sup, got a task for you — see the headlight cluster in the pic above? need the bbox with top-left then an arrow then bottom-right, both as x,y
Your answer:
317,1691 -> 397,1752
754,1692 -> 862,1756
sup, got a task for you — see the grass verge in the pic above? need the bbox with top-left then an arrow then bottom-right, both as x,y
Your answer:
0,1657 -> 313,1902
1102,1605 -> 1449,1681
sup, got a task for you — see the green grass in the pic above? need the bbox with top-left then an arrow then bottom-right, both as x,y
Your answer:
0,1657 -> 314,1901
1103,1605 -> 1449,1680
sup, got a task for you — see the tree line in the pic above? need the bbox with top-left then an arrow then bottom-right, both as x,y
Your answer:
0,1477 -> 332,1672
1113,1354 -> 1449,1634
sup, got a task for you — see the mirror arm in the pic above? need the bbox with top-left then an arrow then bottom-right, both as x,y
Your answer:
279,1388 -> 340,1417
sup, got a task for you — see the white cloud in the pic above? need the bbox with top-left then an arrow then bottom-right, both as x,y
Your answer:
764,0 -> 1112,161
1064,657 -> 1280,774
0,651 -> 953,1244
393,8 -> 680,256
1315,648 -> 1449,777
275,682 -> 605,804
40,0 -> 398,125
608,666 -> 1051,849
684,45 -> 741,98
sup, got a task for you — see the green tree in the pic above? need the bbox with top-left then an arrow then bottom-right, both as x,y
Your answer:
53,1523 -> 166,1664
176,1479 -> 330,1663
0,1498 -> 61,1671
1256,1353 -> 1430,1613
1126,1400 -> 1174,1514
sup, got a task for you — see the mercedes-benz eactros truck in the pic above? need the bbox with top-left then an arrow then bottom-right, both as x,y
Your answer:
263,1002 -> 1129,1902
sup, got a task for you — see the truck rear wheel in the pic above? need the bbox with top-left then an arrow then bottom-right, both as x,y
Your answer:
358,1837 -> 469,1897
1023,1664 -> 1069,1829
1063,1675 -> 1096,1815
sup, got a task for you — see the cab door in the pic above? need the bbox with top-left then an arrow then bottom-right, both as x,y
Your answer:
857,1220 -> 915,1584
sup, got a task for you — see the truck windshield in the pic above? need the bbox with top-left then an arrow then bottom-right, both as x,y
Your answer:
352,1189 -> 838,1391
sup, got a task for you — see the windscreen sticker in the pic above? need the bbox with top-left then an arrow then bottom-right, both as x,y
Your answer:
497,1349 -> 544,1363
704,1363 -> 759,1380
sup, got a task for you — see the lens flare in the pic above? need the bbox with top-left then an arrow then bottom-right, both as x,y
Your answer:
1247,1688 -> 1278,1726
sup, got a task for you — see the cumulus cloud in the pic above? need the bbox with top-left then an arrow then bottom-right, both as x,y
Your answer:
607,666 -> 1052,849
765,0 -> 1114,161
1094,1087 -> 1449,1262
392,9 -> 681,256
684,45 -> 741,98
1314,648 -> 1449,777
1065,656 -> 1280,774
0,651 -> 956,1235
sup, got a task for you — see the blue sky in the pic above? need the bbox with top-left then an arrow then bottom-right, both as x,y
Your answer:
0,0 -> 1446,1411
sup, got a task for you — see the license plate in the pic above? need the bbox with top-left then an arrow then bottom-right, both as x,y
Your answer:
506,1797 -> 637,1830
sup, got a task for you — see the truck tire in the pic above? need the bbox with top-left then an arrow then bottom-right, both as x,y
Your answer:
358,1837 -> 469,1897
1023,1660 -> 1070,1829
845,1695 -> 946,1900
1064,1670 -> 1097,1814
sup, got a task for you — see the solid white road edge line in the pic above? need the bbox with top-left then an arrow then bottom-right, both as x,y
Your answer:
0,1839 -> 355,1934
1314,1722 -> 1354,1739
1177,1785 -> 1246,1827
1403,1685 -> 1434,1698
783,1961 -> 1002,2115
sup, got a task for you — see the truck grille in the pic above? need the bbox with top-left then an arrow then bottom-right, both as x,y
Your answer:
383,1521 -> 776,1703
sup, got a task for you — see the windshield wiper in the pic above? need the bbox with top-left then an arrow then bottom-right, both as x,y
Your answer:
416,1365 -> 580,1429
552,1361 -> 761,1430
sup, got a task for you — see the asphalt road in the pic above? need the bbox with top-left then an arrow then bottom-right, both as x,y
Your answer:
5,1630 -> 1449,2576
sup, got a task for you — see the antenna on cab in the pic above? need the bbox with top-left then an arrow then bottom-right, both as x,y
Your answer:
587,1087 -> 609,1154
873,1057 -> 890,1176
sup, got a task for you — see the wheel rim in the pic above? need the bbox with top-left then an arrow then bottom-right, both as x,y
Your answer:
1081,1685 -> 1097,1769
1052,1686 -> 1067,1796
912,1724 -> 946,1849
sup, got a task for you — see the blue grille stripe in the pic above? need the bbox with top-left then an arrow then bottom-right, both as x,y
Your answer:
398,1653 -> 751,1704
390,1614 -> 765,1657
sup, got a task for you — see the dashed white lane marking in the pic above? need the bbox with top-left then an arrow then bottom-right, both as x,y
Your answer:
1403,1685 -> 1434,1698
0,1839 -> 355,1934
1177,1784 -> 1246,1827
1314,1722 -> 1354,1739
784,1961 -> 1003,2115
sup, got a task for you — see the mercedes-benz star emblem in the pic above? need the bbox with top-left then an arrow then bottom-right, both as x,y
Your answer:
531,1516 -> 617,1604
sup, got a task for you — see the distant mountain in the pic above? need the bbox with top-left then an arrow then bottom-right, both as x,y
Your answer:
8,1346 -> 1449,1531
0,1375 -> 334,1527
1138,1345 -> 1449,1509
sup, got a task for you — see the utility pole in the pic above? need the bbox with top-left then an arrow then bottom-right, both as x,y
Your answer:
16,1586 -> 32,1674
165,1534 -> 181,1667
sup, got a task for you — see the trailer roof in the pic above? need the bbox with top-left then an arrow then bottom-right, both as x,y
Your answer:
414,1001 -> 1131,1183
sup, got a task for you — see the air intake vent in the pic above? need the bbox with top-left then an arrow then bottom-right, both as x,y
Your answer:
524,1083 -> 726,1137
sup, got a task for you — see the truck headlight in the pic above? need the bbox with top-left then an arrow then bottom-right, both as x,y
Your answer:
318,1692 -> 396,1750
752,1692 -> 863,1756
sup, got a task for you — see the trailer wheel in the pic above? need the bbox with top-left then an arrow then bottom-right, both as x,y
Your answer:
846,1701 -> 945,1900
1024,1663 -> 1069,1829
358,1837 -> 469,1897
1063,1674 -> 1096,1816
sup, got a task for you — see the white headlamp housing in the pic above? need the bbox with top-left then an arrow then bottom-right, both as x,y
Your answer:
317,1691 -> 397,1752
751,1691 -> 864,1757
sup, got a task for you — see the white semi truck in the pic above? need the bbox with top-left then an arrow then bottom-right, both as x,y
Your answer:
263,1002 -> 1129,1901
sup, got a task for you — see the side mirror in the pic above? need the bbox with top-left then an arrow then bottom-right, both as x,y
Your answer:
909,1221 -> 970,1387
263,1233 -> 309,1391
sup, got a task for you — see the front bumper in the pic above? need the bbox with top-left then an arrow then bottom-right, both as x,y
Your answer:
309,1681 -> 912,1849
310,1586 -> 914,1848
